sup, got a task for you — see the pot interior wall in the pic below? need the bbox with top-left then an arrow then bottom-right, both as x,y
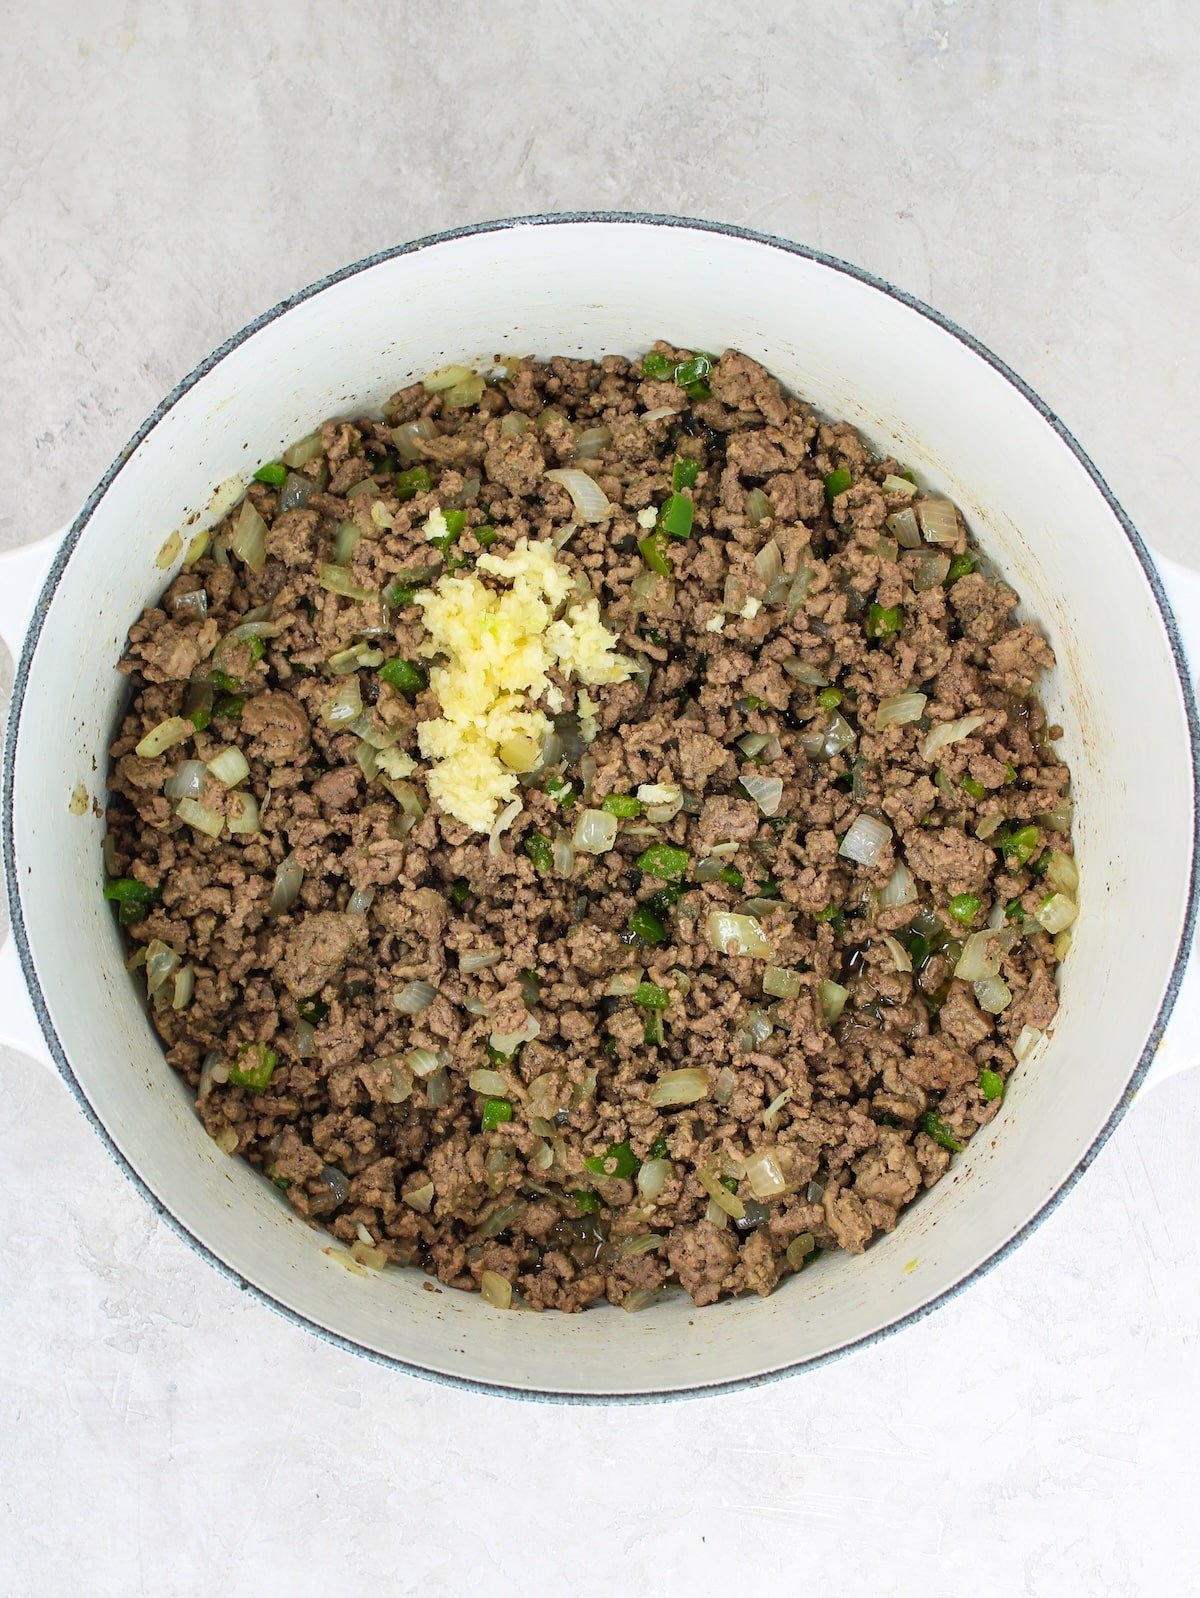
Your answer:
9,222 -> 1194,1396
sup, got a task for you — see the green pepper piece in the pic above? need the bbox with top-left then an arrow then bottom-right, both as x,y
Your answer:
671,457 -> 700,490
866,603 -> 905,638
632,981 -> 671,1009
573,1190 -> 602,1214
212,694 -> 245,720
646,883 -> 687,918
674,354 -> 712,386
449,878 -> 471,909
921,1111 -> 964,1152
658,493 -> 694,540
638,530 -> 672,575
636,843 -> 690,881
647,1135 -> 669,1160
907,931 -> 931,968
818,688 -> 842,710
684,379 -> 712,402
395,465 -> 432,501
481,1097 -> 513,1131
978,1069 -> 1005,1101
960,774 -> 986,801
379,658 -> 427,696
814,903 -> 845,937
545,776 -> 575,808
584,1139 -> 640,1179
601,793 -> 641,818
947,552 -> 976,582
627,906 -> 668,945
948,893 -> 982,925
718,866 -> 745,890
824,466 -> 852,502
385,582 -> 418,607
253,462 -> 288,486
476,528 -> 498,547
1003,825 -> 1041,868
247,636 -> 267,662
641,350 -> 674,378
228,1043 -> 278,1094
522,831 -> 554,872
719,1174 -> 739,1194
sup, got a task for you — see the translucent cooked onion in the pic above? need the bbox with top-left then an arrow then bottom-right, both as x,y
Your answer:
207,747 -> 250,788
321,677 -> 363,729
886,506 -> 923,548
697,1164 -> 745,1220
781,657 -> 828,686
552,829 -> 576,877
136,717 -> 194,759
839,813 -> 892,866
1045,851 -> 1080,896
744,1150 -> 788,1199
319,564 -> 375,602
821,712 -> 857,761
231,498 -> 267,572
763,1088 -> 792,1131
390,416 -> 439,460
819,979 -> 849,1024
974,975 -> 1013,1014
1014,1024 -> 1044,1062
544,468 -> 612,523
879,859 -> 919,908
145,939 -> 181,996
177,797 -> 223,838
498,412 -> 529,438
574,425 -> 612,458
736,1006 -> 774,1052
921,712 -> 987,764
489,797 -> 522,858
469,1068 -> 509,1096
423,363 -> 476,393
641,405 -> 681,422
403,1180 -> 435,1213
649,1068 -> 708,1108
786,567 -> 814,619
295,1020 -> 315,1059
695,855 -> 732,883
480,1270 -> 513,1309
489,1014 -> 539,1056
883,473 -> 919,499
787,1233 -> 817,1269
425,1067 -> 451,1107
875,692 -> 927,729
460,949 -> 502,973
954,928 -> 1014,981
207,474 -> 245,523
572,807 -> 619,855
754,538 -> 783,585
498,735 -> 540,774
407,1047 -> 441,1078
636,1158 -> 672,1202
442,373 -> 487,410
475,1198 -> 527,1240
282,432 -> 323,468
172,588 -> 208,619
1035,892 -> 1078,934
883,934 -> 913,973
604,970 -> 644,997
380,1060 -> 413,1104
739,773 -> 784,817
630,571 -> 675,615
164,760 -> 208,802
226,792 -> 260,835
279,471 -> 319,512
917,498 -> 959,545
268,852 -> 304,916
346,886 -> 375,915
713,1066 -> 737,1107
705,1197 -> 729,1229
706,911 -> 773,959
619,1232 -> 663,1259
332,522 -> 362,565
637,782 -> 683,824
763,966 -> 801,1000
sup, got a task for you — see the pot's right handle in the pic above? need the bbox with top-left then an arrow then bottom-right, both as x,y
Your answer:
1143,549 -> 1200,1093
1,531 -> 68,1073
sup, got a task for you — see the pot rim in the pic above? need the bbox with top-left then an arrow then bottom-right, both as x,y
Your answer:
4,210 -> 1198,1404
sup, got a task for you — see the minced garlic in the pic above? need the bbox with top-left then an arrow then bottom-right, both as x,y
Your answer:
414,536 -> 630,831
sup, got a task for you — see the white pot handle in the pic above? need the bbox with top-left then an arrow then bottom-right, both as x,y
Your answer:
1143,548 -> 1200,1093
1,529 -> 70,1072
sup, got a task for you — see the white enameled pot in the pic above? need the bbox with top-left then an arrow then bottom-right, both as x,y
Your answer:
2,216 -> 1198,1402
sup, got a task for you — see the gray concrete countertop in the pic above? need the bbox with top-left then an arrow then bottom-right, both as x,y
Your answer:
2,4 -> 1197,1594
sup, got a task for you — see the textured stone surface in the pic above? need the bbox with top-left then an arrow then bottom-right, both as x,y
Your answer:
2,3 -> 1198,1594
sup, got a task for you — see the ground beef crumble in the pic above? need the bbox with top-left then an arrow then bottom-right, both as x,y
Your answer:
105,346 -> 1075,1311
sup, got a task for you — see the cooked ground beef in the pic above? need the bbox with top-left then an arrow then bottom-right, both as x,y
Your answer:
105,346 -> 1076,1311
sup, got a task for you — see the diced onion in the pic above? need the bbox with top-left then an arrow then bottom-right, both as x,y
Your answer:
637,1158 -> 671,1202
649,1068 -> 708,1108
460,949 -> 502,973
544,468 -> 613,523
736,1006 -> 774,1052
744,1150 -> 788,1199
974,975 -> 1013,1014
231,498 -> 267,572
886,506 -> 923,548
572,807 -> 619,855
882,473 -> 919,499
738,773 -> 784,817
404,1181 -> 435,1213
819,979 -> 849,1023
641,405 -> 680,423
177,797 -> 223,838
763,966 -> 801,1000
145,940 -> 181,996
821,713 -> 857,761
637,782 -> 683,824
781,658 -> 828,687
345,886 -> 375,915
422,363 -> 476,393
954,929 -> 1013,982
394,979 -> 438,1015
207,747 -> 250,788
883,934 -> 913,973
489,797 -> 523,858
912,551 -> 952,590
390,417 -> 439,459
136,717 -> 193,759
917,499 -> 960,545
207,474 -> 245,523
1045,851 -> 1080,896
630,571 -> 675,615
164,760 -> 208,802
442,373 -> 486,410
469,1068 -> 510,1096
425,1067 -> 451,1107
713,1066 -> 737,1106
619,1232 -> 663,1259
407,1047 -> 442,1078
498,735 -> 541,774
786,1233 -> 816,1269
763,1088 -> 792,1131
879,860 -> 919,909
172,588 -> 209,619
1035,893 -> 1077,934
839,813 -> 892,866
1053,930 -> 1073,961
706,911 -> 773,959
574,425 -> 612,458
333,522 -> 362,564
319,564 -> 375,602
921,712 -> 987,764
268,852 -> 304,916
279,471 -> 318,512
552,829 -> 576,877
1014,1025 -> 1044,1062
696,1164 -> 745,1220
295,1020 -> 315,1058
321,677 -> 364,729
480,1271 -> 513,1310
786,567 -> 813,619
754,538 -> 783,585
875,692 -> 927,729
226,792 -> 260,835
1038,798 -> 1074,833
489,1014 -> 539,1056
498,412 -> 529,438
281,432 -> 323,468
171,965 -> 195,1010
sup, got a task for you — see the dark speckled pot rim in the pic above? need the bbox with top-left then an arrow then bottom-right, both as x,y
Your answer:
4,212 -> 1198,1405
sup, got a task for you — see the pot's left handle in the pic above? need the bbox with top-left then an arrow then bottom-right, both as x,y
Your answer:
1,530 -> 71,1071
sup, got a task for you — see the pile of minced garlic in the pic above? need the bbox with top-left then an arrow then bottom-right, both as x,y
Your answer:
414,534 -> 631,832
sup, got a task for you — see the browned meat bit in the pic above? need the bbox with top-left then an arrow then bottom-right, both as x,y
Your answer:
107,345 -> 1072,1312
